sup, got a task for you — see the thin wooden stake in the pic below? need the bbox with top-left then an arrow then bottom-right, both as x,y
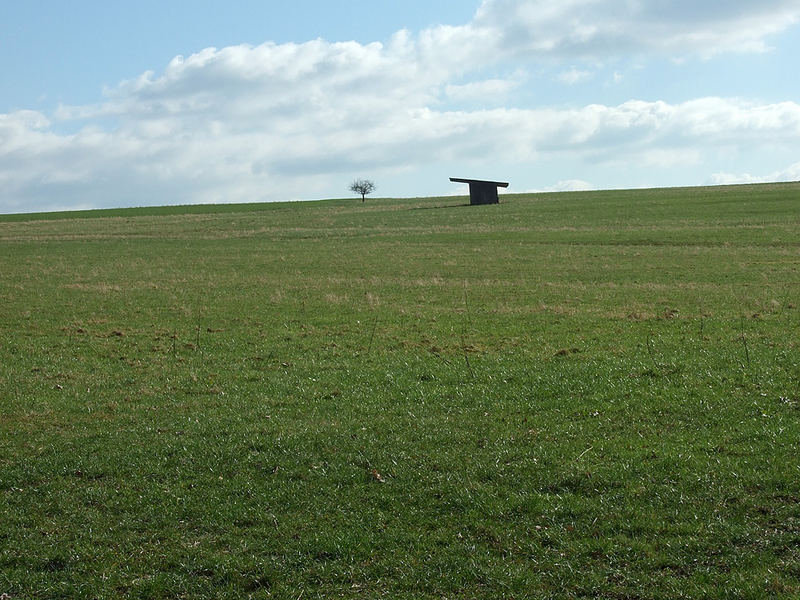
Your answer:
740,316 -> 750,367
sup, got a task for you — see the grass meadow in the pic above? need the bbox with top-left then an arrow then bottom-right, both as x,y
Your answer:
1,183 -> 799,598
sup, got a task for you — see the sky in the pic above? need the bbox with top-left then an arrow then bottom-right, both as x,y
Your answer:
2,0 -> 800,214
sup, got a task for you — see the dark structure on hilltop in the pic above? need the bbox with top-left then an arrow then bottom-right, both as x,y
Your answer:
450,177 -> 509,205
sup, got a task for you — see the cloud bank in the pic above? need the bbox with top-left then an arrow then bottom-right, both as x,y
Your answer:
2,0 -> 800,213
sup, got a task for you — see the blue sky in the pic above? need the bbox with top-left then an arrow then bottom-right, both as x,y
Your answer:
2,0 -> 800,213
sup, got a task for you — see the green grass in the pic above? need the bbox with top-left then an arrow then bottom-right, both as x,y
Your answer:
1,183 -> 799,598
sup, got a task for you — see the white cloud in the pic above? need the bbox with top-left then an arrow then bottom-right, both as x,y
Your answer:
709,172 -> 766,185
534,179 -> 595,192
472,0 -> 800,60
710,161 -> 800,185
445,77 -> 522,102
4,64 -> 800,211
557,67 -> 592,85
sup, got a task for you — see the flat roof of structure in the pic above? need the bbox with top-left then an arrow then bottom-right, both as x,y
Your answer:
449,177 -> 509,187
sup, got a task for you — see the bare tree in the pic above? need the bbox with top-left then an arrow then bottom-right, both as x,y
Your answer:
349,179 -> 376,202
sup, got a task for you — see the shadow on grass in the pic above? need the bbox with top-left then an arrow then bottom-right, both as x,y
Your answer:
408,202 -> 472,211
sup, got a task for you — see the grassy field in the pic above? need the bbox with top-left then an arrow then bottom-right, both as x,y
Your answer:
1,183 -> 799,599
